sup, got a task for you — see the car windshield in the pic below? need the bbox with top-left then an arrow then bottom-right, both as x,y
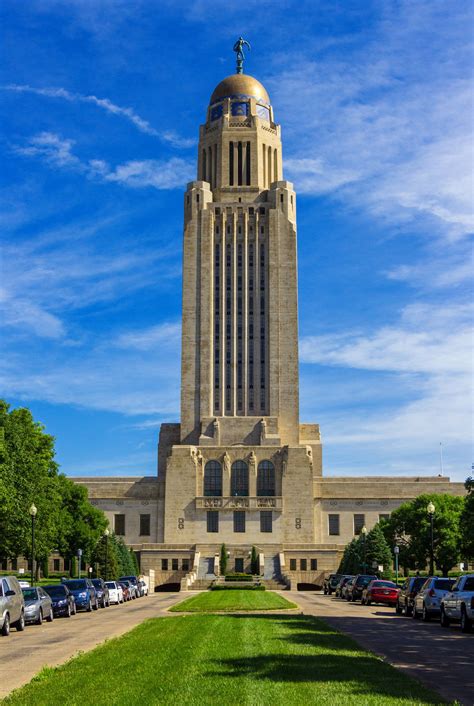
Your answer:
105,582 -> 116,588
64,580 -> 87,590
412,578 -> 426,590
45,586 -> 67,597
22,588 -> 38,600
91,580 -> 102,587
464,578 -> 474,591
357,576 -> 376,586
119,576 -> 136,583
372,581 -> 396,588
434,579 -> 455,591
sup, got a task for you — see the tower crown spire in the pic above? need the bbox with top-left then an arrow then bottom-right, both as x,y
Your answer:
233,37 -> 251,74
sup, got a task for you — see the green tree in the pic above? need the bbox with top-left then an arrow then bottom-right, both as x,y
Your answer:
383,494 -> 464,575
220,544 -> 227,575
129,548 -> 140,575
114,536 -> 135,576
460,476 -> 474,560
365,524 -> 393,578
250,546 -> 259,575
92,534 -> 119,580
338,538 -> 361,574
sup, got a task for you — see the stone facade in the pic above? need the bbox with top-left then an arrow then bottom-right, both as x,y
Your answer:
73,70 -> 465,588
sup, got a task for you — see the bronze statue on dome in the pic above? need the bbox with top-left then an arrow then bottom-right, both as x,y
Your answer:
233,37 -> 251,74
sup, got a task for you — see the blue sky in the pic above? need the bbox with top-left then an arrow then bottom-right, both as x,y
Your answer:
1,0 -> 472,482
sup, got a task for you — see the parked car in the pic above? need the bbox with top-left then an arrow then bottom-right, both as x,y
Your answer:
341,577 -> 355,599
119,575 -> 141,597
395,576 -> 426,616
43,584 -> 76,618
119,579 -> 136,599
412,577 -> 455,621
105,581 -> 124,605
335,576 -> 353,598
62,579 -> 98,612
361,580 -> 399,606
18,580 -> 30,588
0,576 -> 25,636
139,579 -> 149,596
22,586 -> 54,624
323,573 -> 343,595
91,578 -> 110,608
346,575 -> 378,602
118,581 -> 133,602
440,574 -> 474,632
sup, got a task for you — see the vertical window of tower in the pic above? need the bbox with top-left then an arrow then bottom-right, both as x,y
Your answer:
248,242 -> 254,412
237,141 -> 243,186
237,242 -> 243,412
208,145 -> 213,188
202,149 -> 207,182
246,142 -> 251,185
259,241 -> 266,413
225,239 -> 232,413
229,142 -> 234,186
214,242 -> 220,413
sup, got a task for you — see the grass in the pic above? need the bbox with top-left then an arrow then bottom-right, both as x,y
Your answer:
3,614 -> 444,705
169,588 -> 297,612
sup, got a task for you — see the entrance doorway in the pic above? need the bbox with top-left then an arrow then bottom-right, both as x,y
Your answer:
234,557 -> 244,573
205,557 -> 215,575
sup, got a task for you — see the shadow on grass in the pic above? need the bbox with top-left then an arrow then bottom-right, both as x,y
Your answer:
205,614 -> 443,704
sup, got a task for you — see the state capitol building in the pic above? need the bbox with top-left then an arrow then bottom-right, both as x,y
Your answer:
75,50 -> 464,589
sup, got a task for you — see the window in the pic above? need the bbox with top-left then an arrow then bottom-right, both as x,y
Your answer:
310,559 -> 318,571
354,514 -> 365,535
140,514 -> 151,536
234,511 -> 246,533
328,514 -> 340,536
161,559 -> 168,571
289,559 -> 296,571
53,559 -> 60,572
300,559 -> 307,571
182,559 -> 190,572
231,461 -> 249,496
114,514 -> 125,536
172,559 -> 179,571
257,460 -> 275,496
204,461 -> 223,496
379,514 -> 390,523
207,511 -> 219,533
260,511 -> 272,533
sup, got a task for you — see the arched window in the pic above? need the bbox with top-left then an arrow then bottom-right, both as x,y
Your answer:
231,460 -> 249,496
204,461 -> 222,497
257,460 -> 275,496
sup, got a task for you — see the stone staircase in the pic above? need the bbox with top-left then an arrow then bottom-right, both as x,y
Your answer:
261,554 -> 289,590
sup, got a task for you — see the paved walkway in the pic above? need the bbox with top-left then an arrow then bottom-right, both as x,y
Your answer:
289,591 -> 474,706
0,593 -> 181,699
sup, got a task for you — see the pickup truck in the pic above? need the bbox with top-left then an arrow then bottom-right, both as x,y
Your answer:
440,574 -> 474,633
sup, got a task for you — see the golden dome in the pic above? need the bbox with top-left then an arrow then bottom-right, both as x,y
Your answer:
210,74 -> 270,105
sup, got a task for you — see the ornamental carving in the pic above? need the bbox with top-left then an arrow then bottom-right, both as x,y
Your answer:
257,497 -> 276,508
223,451 -> 231,475
230,498 -> 249,508
248,451 -> 257,473
204,498 -> 223,508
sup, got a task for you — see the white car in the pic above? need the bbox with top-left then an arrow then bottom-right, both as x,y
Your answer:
440,574 -> 474,632
105,581 -> 124,605
139,579 -> 149,596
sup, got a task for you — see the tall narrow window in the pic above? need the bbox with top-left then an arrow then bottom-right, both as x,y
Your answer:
139,514 -> 151,536
257,461 -> 275,496
260,511 -> 272,533
114,514 -> 125,536
353,514 -> 365,535
233,511 -> 246,533
262,144 -> 266,186
267,146 -> 272,187
274,148 -> 278,181
208,145 -> 213,188
202,149 -> 207,181
237,141 -> 243,186
204,461 -> 223,496
231,461 -> 249,496
328,514 -> 340,536
229,141 -> 234,185
214,243 -> 220,412
246,142 -> 251,185
207,511 -> 219,533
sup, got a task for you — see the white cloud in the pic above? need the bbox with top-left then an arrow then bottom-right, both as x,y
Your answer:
14,131 -> 82,169
115,322 -> 181,350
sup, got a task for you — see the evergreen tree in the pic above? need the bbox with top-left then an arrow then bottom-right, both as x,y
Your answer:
365,524 -> 393,578
114,536 -> 134,576
129,548 -> 140,575
220,543 -> 227,575
70,556 -> 77,578
460,477 -> 474,561
250,546 -> 259,574
338,538 -> 361,574
92,534 -> 119,580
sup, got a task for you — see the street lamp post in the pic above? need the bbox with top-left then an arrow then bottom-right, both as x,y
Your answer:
361,526 -> 368,572
394,545 -> 400,585
29,504 -> 37,587
104,529 -> 110,581
77,548 -> 82,579
427,502 -> 435,575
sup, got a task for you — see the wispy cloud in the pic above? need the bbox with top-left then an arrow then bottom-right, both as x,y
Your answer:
14,132 -> 194,190
115,322 -> 181,350
4,83 -> 195,147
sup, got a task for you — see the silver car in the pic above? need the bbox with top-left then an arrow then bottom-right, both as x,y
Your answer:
22,586 -> 55,625
412,577 -> 455,621
0,576 -> 25,636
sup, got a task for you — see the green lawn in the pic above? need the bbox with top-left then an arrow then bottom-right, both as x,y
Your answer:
4,614 -> 443,706
169,589 -> 297,612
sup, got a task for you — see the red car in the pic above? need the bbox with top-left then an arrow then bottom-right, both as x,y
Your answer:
361,580 -> 399,606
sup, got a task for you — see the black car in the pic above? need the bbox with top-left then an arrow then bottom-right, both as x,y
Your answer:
91,578 -> 110,608
323,574 -> 344,595
395,576 -> 426,616
43,584 -> 76,618
345,574 -> 378,602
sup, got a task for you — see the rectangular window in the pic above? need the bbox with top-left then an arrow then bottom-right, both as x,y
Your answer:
172,559 -> 179,571
139,514 -> 151,536
114,514 -> 125,536
379,513 -> 390,523
207,511 -> 219,533
310,559 -> 318,571
260,511 -> 272,533
182,559 -> 189,572
328,514 -> 340,536
354,514 -> 365,535
53,559 -> 60,572
233,511 -> 246,533
289,559 -> 296,571
300,559 -> 307,571
161,559 -> 168,571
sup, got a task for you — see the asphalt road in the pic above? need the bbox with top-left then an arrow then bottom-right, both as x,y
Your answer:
0,593 -> 181,699
289,591 -> 474,706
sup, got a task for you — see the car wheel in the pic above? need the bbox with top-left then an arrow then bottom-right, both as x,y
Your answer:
366,599 -> 371,606
461,607 -> 472,633
15,612 -> 25,632
36,609 -> 43,626
405,602 -> 412,617
87,600 -> 92,613
93,600 -> 99,611
67,605 -> 71,618
2,614 -> 10,636
395,602 -> 402,615
422,604 -> 430,622
412,605 -> 419,619
440,607 -> 450,627
47,608 -> 54,623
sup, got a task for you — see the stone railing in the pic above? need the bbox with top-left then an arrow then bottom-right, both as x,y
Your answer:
196,496 -> 283,511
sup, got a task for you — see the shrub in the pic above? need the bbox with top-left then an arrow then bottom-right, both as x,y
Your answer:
211,585 -> 266,591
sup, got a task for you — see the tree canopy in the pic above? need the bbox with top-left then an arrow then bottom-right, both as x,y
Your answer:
460,477 -> 474,560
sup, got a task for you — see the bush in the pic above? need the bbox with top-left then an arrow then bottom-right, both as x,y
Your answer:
225,573 -> 253,582
211,585 -> 266,591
